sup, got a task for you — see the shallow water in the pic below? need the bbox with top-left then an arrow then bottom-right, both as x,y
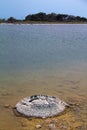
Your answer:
0,24 -> 87,130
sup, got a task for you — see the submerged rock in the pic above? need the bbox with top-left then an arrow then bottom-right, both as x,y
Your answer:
4,104 -> 10,108
16,95 -> 68,118
48,123 -> 56,130
35,124 -> 42,129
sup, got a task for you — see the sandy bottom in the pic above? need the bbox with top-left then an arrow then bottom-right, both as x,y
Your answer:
0,68 -> 87,130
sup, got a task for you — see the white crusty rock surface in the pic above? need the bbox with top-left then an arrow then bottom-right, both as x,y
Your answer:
16,95 -> 68,118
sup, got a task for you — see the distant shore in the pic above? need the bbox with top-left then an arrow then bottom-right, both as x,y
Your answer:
0,21 -> 87,24
1,12 -> 87,24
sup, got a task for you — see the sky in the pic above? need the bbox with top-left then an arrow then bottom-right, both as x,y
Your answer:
0,0 -> 87,19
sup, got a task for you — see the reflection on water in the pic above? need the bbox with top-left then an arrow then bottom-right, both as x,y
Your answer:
0,24 -> 87,130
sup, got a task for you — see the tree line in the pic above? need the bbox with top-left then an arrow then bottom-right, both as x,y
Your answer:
0,12 -> 87,23
25,12 -> 87,22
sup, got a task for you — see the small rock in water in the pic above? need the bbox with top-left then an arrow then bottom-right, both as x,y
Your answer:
60,125 -> 67,129
15,95 -> 68,118
21,122 -> 27,127
4,104 -> 10,108
48,124 -> 56,130
36,124 -> 42,129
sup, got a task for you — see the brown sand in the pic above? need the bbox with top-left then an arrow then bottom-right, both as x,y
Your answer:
0,70 -> 87,130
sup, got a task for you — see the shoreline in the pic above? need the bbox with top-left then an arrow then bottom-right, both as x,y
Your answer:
0,21 -> 87,25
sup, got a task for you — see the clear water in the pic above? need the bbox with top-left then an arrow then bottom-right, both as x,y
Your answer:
0,24 -> 87,130
0,24 -> 87,78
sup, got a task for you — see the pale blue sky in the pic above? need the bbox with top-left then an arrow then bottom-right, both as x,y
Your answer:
0,0 -> 87,19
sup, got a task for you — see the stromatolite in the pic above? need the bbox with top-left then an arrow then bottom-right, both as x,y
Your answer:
16,95 -> 68,118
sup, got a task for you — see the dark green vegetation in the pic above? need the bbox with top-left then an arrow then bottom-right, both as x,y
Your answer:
25,12 -> 87,22
0,12 -> 87,23
0,18 -> 5,23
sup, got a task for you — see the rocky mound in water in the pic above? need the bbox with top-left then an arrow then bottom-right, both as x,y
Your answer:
16,95 -> 69,118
